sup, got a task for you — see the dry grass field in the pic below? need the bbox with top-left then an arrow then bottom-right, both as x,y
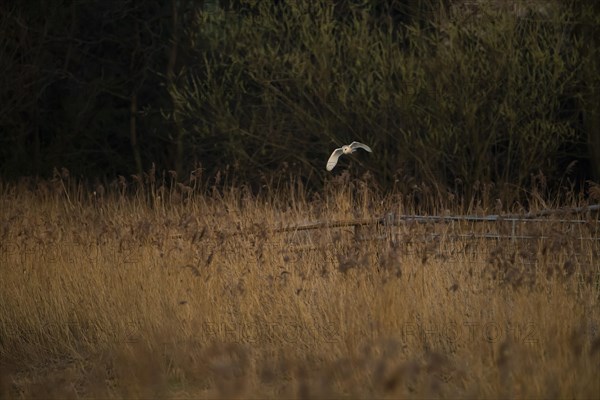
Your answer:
1,173 -> 599,399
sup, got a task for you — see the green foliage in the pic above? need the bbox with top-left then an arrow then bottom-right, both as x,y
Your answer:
169,0 -> 597,201
1,0 -> 599,204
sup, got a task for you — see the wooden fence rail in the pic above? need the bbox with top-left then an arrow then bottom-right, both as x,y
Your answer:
274,204 -> 600,233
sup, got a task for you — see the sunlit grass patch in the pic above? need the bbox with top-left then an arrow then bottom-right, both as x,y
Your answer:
0,176 -> 598,399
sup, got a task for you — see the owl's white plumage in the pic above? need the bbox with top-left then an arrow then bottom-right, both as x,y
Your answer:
326,141 -> 372,171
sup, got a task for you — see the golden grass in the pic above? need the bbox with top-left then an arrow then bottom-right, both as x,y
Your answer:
0,175 -> 599,399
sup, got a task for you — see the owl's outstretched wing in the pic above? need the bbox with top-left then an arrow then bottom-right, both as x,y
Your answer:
349,141 -> 372,153
326,148 -> 344,171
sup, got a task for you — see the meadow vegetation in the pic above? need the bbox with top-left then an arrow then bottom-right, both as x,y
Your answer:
0,171 -> 599,398
1,4 -> 599,396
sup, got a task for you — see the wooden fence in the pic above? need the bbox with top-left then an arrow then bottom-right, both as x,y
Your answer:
266,205 -> 600,271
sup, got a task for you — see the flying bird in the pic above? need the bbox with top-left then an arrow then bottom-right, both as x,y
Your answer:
326,141 -> 372,171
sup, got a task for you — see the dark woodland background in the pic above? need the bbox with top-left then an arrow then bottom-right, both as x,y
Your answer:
1,0 -> 599,202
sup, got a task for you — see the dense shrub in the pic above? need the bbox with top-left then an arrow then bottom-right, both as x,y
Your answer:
169,0 -> 598,200
1,0 -> 599,202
